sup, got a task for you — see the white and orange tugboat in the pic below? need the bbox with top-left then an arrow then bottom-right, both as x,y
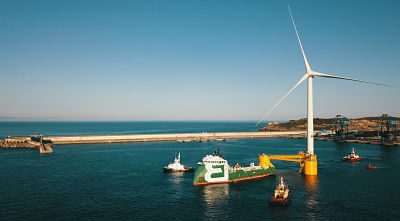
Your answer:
269,177 -> 291,206
163,153 -> 194,173
343,148 -> 361,162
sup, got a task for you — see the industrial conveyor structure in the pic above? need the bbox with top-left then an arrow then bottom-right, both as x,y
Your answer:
325,115 -> 351,141
370,113 -> 398,144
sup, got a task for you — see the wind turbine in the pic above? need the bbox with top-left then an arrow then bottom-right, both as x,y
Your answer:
257,7 -> 391,175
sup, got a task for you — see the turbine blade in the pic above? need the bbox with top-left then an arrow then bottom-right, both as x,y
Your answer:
288,6 -> 312,73
256,74 -> 308,126
313,71 -> 393,87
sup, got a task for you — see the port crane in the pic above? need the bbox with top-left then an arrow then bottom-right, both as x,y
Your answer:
256,7 -> 391,175
370,113 -> 398,144
325,115 -> 351,141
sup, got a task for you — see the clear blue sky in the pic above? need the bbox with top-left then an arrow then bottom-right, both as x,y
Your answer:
0,0 -> 399,121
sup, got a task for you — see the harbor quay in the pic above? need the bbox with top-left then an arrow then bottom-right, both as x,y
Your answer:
2,131 -> 398,155
0,131 -> 306,154
44,131 -> 306,144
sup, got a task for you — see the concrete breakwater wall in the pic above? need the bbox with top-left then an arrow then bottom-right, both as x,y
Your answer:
1,137 -> 37,148
0,131 -> 306,154
43,131 -> 306,145
0,137 -> 53,154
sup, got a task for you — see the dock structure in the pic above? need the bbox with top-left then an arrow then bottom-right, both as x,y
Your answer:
39,143 -> 53,154
43,131 -> 306,145
311,136 -> 399,146
0,131 -> 306,154
1,130 -> 398,155
0,135 -> 54,154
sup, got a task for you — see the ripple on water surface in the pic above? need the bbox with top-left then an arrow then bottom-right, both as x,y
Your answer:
0,122 -> 399,220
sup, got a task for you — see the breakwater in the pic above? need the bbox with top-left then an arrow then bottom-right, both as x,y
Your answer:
0,136 -> 53,154
0,131 -> 306,154
44,131 -> 306,144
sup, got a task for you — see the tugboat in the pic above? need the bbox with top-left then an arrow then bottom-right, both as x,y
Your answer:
269,177 -> 291,206
366,164 -> 379,169
193,149 -> 276,185
343,148 -> 361,162
163,153 -> 194,173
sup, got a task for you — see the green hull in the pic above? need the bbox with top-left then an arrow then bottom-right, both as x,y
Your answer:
193,164 -> 276,185
228,167 -> 276,180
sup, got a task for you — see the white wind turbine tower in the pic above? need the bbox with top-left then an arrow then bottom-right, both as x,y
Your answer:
256,7 -> 390,175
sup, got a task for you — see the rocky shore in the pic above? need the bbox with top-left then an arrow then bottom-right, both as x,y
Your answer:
259,116 -> 399,133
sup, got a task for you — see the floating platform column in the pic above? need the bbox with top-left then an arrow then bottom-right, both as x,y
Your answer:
303,154 -> 317,176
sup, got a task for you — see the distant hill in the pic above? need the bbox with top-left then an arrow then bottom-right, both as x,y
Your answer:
259,116 -> 399,132
358,116 -> 400,121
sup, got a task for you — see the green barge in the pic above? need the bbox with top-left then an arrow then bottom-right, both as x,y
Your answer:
193,151 -> 276,185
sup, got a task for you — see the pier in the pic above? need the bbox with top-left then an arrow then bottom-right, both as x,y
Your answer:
0,135 -> 54,154
0,131 -> 306,154
39,143 -> 53,154
44,131 -> 306,144
1,130 -> 398,154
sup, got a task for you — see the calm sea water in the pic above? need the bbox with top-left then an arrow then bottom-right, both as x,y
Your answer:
0,122 -> 399,220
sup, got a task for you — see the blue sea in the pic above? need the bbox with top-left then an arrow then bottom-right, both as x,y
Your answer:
0,122 -> 399,220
